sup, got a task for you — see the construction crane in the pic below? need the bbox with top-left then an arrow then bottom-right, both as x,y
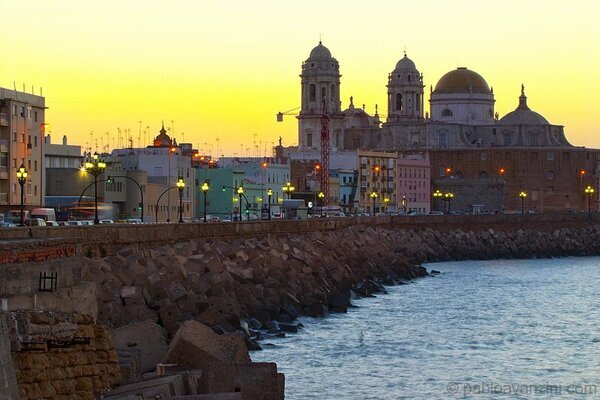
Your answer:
276,107 -> 300,122
320,98 -> 329,206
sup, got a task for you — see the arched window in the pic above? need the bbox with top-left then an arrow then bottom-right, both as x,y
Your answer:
407,75 -> 411,82
503,133 -> 512,146
309,84 -> 316,102
438,132 -> 448,148
479,171 -> 489,179
331,84 -> 336,101
441,109 -> 453,117
321,87 -> 326,102
415,93 -> 420,112
395,93 -> 403,111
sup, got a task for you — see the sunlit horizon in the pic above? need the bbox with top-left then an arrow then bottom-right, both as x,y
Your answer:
1,0 -> 598,156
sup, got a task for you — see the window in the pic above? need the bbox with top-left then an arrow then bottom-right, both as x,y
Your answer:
395,93 -> 403,111
34,161 -> 37,171
546,170 -> 555,180
481,152 -> 487,161
27,160 -> 31,170
441,109 -> 453,117
34,136 -> 38,147
503,133 -> 512,146
415,93 -> 420,112
529,133 -> 539,146
547,151 -> 554,161
331,84 -> 336,100
321,87 -> 326,101
20,134 -> 24,143
307,133 -> 313,148
479,171 -> 489,179
34,185 -> 37,196
34,111 -> 38,122
309,84 -> 316,102
12,133 -> 16,142
438,132 -> 448,149
27,183 -> 32,195
12,105 -> 16,115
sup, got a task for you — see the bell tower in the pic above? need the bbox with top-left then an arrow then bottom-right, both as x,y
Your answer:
298,42 -> 344,150
387,52 -> 424,122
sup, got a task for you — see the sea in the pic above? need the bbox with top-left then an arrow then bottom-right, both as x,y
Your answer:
252,257 -> 600,399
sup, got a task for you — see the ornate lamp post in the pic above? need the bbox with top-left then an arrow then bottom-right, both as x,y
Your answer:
282,182 -> 295,199
384,197 -> 390,212
519,191 -> 527,214
267,188 -> 273,220
318,191 -> 325,217
176,177 -> 185,223
444,192 -> 454,214
401,195 -> 407,213
81,152 -> 107,225
585,185 -> 595,213
237,186 -> 244,222
433,189 -> 443,212
201,180 -> 210,222
16,164 -> 28,226
370,191 -> 378,216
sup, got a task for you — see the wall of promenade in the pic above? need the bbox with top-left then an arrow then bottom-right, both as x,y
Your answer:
2,213 -> 600,260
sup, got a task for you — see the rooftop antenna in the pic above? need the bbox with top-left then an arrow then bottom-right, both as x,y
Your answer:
216,138 -> 220,157
138,121 -> 142,148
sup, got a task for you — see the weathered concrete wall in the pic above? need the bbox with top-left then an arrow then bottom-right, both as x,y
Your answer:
0,314 -> 19,400
2,213 -> 600,261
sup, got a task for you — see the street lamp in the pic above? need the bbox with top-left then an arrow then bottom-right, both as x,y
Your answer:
318,191 -> 325,217
519,191 -> 527,214
433,189 -> 443,212
498,167 -> 506,213
176,177 -> 185,223
384,197 -> 390,212
201,180 -> 210,222
585,185 -> 595,213
16,164 -> 28,226
282,182 -> 295,199
370,191 -> 378,216
81,152 -> 107,225
444,192 -> 454,214
237,186 -> 244,221
580,169 -> 587,210
401,195 -> 407,213
267,188 -> 273,220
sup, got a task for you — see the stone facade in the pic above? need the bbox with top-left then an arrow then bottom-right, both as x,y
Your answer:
0,314 -> 19,400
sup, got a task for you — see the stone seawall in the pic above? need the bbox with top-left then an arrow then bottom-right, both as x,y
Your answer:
1,213 -> 599,263
5,219 -> 600,399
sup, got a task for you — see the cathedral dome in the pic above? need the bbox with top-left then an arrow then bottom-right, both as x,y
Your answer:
499,86 -> 549,125
394,54 -> 416,71
434,67 -> 491,94
308,42 -> 333,60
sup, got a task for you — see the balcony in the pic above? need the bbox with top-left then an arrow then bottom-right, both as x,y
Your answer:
0,113 -> 7,127
0,139 -> 7,153
0,166 -> 7,180
0,193 -> 7,204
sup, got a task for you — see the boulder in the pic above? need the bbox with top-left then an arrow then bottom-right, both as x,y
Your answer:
163,320 -> 250,373
112,320 -> 169,373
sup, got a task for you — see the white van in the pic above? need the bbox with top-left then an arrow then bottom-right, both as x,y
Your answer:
30,208 -> 56,223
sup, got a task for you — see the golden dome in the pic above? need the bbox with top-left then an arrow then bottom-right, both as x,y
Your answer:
433,67 -> 491,94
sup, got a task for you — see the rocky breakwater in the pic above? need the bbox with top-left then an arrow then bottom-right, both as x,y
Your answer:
85,225 -> 426,399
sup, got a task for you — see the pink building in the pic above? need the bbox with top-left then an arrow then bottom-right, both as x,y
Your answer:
396,153 -> 431,213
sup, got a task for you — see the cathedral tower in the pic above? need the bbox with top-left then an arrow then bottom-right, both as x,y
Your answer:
386,53 -> 424,122
298,42 -> 344,151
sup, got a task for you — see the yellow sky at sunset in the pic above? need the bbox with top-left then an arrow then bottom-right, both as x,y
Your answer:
1,0 -> 599,156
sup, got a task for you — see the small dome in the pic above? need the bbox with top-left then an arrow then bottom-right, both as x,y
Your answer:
499,86 -> 549,125
394,54 -> 416,71
434,67 -> 491,94
308,41 -> 332,60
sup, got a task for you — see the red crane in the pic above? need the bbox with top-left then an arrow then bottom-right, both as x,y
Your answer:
320,97 -> 330,205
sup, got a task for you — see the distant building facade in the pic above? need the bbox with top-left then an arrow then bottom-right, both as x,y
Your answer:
0,88 -> 46,211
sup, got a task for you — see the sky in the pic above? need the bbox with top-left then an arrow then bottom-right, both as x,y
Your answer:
1,0 -> 599,156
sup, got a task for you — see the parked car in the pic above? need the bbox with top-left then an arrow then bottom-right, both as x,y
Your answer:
99,219 -> 114,224
80,220 -> 94,226
56,221 -> 69,226
428,211 -> 444,215
0,222 -> 17,228
46,221 -> 59,227
24,218 -> 46,227
67,221 -> 83,226
30,208 -> 56,222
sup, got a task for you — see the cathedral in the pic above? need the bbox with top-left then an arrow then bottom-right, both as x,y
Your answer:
297,42 -> 571,153
294,42 -> 600,213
